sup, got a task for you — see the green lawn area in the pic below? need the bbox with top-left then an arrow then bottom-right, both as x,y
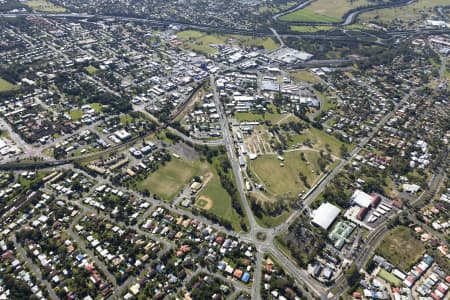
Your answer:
0,130 -> 9,138
0,78 -> 19,92
234,105 -> 289,124
137,157 -> 205,201
176,30 -> 226,55
291,24 -> 369,32
19,171 -> 50,190
90,103 -> 102,112
286,127 -> 347,156
290,25 -> 336,32
259,1 -> 297,13
195,156 -> 248,232
378,269 -> 402,286
84,65 -> 98,75
229,35 -> 279,51
176,30 -> 279,55
290,71 -> 322,84
280,9 -> 341,23
69,109 -> 83,121
250,151 -> 323,197
120,114 -> 133,125
376,226 -> 425,272
197,172 -> 243,231
255,209 -> 293,228
358,0 -> 450,24
313,89 -> 336,111
25,0 -> 66,12
305,0 -> 372,19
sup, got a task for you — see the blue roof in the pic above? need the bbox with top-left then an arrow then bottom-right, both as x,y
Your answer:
423,255 -> 433,265
241,272 -> 251,283
76,254 -> 85,261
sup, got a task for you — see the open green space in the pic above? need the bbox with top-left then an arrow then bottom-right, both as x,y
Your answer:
378,269 -> 402,286
286,127 -> 347,155
176,30 -> 279,55
376,226 -> 425,272
120,114 -> 133,125
279,9 -> 341,23
314,89 -> 336,112
229,35 -> 279,51
90,103 -> 103,112
234,105 -> 289,124
195,155 -> 248,232
290,25 -> 336,32
84,65 -> 98,75
249,150 -> 323,197
255,209 -> 293,228
0,78 -> 19,92
19,171 -> 50,190
69,109 -> 83,121
289,70 -> 322,84
304,0 -> 372,19
137,157 -> 205,200
290,24 -> 369,32
259,1 -> 297,13
25,0 -> 66,12
358,0 -> 450,24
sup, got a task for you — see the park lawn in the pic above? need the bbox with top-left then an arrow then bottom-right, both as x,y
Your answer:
69,109 -> 83,121
196,156 -> 248,232
255,209 -> 293,228
259,1 -> 297,13
229,35 -> 279,51
120,114 -> 133,125
286,127 -> 346,156
358,0 -> 450,24
250,151 -> 323,197
0,78 -> 19,92
84,65 -> 98,75
280,9 -> 340,23
25,0 -> 66,12
19,171 -> 50,190
137,158 -> 205,200
90,103 -> 103,112
177,30 -> 279,55
234,112 -> 265,123
234,105 -> 289,124
290,70 -> 322,84
291,25 -> 336,32
176,30 -> 225,55
378,269 -> 402,286
291,24 -> 369,32
0,130 -> 9,138
305,0 -> 372,19
376,226 -> 425,272
176,30 -> 206,39
314,89 -> 336,111
197,173 -> 242,231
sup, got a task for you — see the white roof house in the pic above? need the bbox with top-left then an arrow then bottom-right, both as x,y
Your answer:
311,202 -> 341,230
350,189 -> 372,208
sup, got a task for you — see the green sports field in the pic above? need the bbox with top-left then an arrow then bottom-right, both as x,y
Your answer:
0,78 -> 19,92
250,150 -> 322,197
280,9 -> 340,23
137,158 -> 204,200
25,0 -> 66,12
280,0 -> 373,23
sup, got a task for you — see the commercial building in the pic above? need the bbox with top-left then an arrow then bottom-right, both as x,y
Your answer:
311,202 -> 341,230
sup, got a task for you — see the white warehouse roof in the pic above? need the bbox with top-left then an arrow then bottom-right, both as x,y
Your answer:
311,202 -> 341,230
350,189 -> 372,208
